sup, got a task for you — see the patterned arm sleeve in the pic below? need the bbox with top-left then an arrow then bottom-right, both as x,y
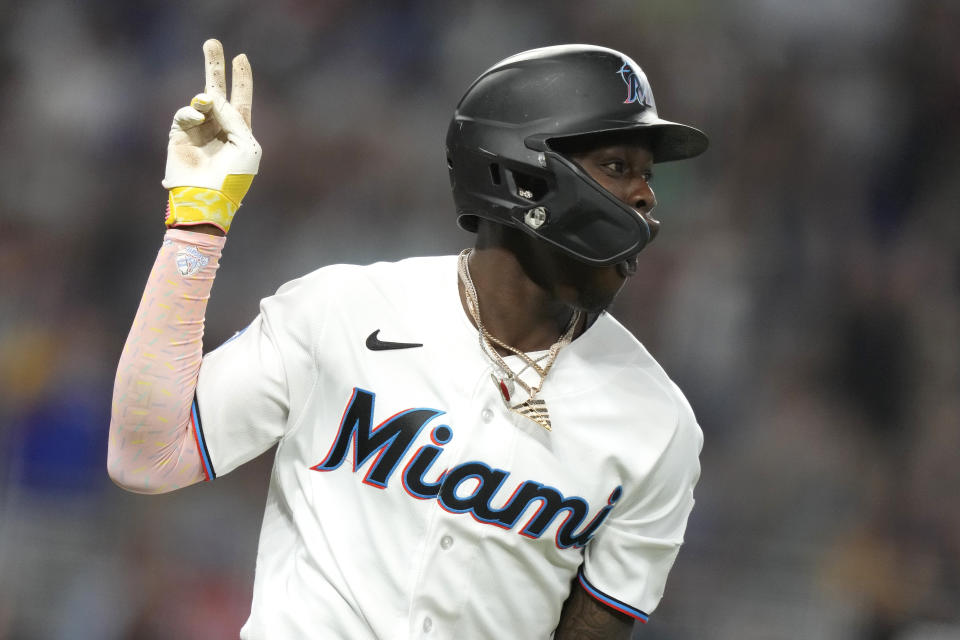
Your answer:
107,229 -> 226,494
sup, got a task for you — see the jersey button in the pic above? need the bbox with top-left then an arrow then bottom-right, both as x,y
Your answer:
422,616 -> 433,632
440,535 -> 453,550
481,407 -> 494,423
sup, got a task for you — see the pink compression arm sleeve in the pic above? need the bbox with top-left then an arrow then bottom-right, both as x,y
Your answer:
108,229 -> 226,494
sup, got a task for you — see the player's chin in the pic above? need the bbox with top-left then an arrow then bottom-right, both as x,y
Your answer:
572,268 -> 627,313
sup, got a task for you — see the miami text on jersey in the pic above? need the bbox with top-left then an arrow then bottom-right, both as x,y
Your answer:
311,388 -> 622,550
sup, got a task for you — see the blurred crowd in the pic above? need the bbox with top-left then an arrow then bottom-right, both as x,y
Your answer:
1,1 -> 958,638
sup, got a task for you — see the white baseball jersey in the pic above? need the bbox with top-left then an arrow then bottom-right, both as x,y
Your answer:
194,255 -> 702,639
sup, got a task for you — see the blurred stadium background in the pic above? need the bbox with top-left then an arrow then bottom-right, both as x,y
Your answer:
1,0 -> 958,638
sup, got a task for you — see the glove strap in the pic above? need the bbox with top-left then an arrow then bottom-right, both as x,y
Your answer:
164,174 -> 254,233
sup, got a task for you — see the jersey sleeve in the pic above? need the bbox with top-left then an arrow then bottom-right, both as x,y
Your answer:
194,274 -> 320,478
579,386 -> 703,623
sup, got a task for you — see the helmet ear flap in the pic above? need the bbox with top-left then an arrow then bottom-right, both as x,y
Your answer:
511,152 -> 650,265
452,147 -> 650,264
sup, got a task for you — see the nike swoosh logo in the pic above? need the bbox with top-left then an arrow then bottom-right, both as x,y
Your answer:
366,329 -> 423,351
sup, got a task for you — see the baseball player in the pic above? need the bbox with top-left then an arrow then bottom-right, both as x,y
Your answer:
109,39 -> 707,639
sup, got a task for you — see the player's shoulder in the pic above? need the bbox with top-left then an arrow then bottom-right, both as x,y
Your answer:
266,255 -> 456,307
571,313 -> 700,447
577,312 -> 683,400
605,317 -> 703,476
297,254 -> 454,278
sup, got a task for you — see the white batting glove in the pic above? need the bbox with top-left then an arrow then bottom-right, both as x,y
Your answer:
162,39 -> 261,233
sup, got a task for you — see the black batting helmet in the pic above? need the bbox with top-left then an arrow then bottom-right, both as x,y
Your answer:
446,44 -> 708,266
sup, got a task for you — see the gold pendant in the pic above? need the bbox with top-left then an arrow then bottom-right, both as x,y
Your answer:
512,398 -> 552,431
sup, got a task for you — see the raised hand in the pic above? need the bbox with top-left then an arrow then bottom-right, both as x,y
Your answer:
162,39 -> 261,233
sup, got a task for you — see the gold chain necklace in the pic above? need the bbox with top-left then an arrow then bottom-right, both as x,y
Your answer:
457,249 -> 581,431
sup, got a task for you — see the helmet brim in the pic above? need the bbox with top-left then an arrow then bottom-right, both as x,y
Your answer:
545,118 -> 709,163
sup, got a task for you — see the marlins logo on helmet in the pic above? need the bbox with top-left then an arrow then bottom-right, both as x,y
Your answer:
617,62 -> 653,108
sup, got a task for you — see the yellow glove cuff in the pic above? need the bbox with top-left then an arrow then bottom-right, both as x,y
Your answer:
164,174 -> 254,233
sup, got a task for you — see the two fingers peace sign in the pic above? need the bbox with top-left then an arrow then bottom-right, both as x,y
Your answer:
163,39 -> 261,194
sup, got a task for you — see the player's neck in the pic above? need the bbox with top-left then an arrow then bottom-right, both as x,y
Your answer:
459,244 -> 581,355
